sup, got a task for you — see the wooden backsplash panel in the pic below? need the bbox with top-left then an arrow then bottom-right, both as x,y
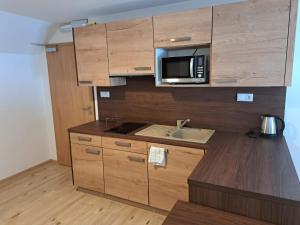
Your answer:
98,77 -> 286,132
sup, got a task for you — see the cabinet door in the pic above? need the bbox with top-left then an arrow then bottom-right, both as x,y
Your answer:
72,144 -> 104,193
211,0 -> 290,87
74,24 -> 110,86
148,143 -> 204,211
153,8 -> 212,48
103,148 -> 148,204
106,17 -> 154,76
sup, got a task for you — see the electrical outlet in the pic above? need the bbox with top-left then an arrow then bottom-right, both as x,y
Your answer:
237,93 -> 254,102
100,91 -> 110,98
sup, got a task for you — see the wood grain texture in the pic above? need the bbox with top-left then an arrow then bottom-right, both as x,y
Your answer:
163,201 -> 274,225
0,161 -> 166,225
189,132 -> 300,202
46,43 -> 95,166
70,132 -> 102,147
103,148 -> 149,205
153,8 -> 212,48
102,137 -> 147,154
285,0 -> 298,86
98,77 -> 286,133
106,17 -> 154,76
189,185 -> 300,225
73,24 -> 126,87
147,143 -> 204,211
211,0 -> 290,87
188,132 -> 300,225
71,144 -> 104,193
73,24 -> 109,85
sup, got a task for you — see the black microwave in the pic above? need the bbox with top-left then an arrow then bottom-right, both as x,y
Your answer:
161,55 -> 209,84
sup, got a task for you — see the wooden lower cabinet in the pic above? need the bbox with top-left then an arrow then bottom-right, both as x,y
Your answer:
103,148 -> 148,204
147,143 -> 204,211
70,134 -> 205,210
71,143 -> 104,193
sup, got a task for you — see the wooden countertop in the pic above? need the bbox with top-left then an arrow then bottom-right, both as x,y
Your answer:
162,201 -> 274,225
69,120 -> 300,205
69,120 -> 210,150
188,132 -> 300,205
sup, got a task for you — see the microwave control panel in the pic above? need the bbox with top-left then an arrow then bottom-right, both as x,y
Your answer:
195,56 -> 206,78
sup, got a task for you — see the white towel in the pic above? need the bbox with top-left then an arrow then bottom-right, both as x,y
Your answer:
148,146 -> 166,167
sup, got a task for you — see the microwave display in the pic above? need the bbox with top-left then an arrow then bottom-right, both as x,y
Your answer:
161,55 -> 208,84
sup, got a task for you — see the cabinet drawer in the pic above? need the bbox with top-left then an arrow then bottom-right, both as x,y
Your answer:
103,148 -> 148,204
147,143 -> 204,211
71,143 -> 102,161
71,144 -> 104,193
70,133 -> 102,147
102,137 -> 147,154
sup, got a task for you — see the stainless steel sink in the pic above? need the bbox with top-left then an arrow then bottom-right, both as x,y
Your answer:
135,124 -> 215,144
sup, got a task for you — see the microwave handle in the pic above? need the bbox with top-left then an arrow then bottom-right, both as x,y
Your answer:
190,58 -> 195,78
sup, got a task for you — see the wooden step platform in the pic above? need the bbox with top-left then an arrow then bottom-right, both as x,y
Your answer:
163,201 -> 274,225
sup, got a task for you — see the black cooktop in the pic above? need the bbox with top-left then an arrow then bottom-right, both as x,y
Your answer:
104,122 -> 147,134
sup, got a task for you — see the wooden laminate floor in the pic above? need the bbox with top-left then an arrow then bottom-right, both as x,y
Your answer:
0,161 -> 166,225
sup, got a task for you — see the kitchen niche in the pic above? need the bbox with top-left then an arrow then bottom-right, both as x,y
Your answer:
155,46 -> 211,87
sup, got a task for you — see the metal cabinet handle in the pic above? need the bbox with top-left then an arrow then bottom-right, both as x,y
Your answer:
85,148 -> 101,155
79,81 -> 93,84
78,136 -> 92,142
170,36 -> 192,42
134,66 -> 152,71
214,79 -> 238,84
82,106 -> 92,111
128,156 -> 145,163
115,141 -> 131,148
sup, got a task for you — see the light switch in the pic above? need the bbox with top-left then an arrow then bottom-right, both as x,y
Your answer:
237,93 -> 254,102
100,91 -> 110,98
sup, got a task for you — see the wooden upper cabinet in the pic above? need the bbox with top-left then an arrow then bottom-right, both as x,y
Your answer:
211,0 -> 291,87
153,8 -> 212,48
74,24 -> 109,85
106,17 -> 155,76
73,24 -> 126,86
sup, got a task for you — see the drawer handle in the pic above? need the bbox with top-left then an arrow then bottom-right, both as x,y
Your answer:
134,66 -> 152,71
170,36 -> 191,42
79,81 -> 93,84
85,149 -> 101,155
115,141 -> 131,148
78,136 -> 92,142
128,156 -> 145,163
214,79 -> 238,84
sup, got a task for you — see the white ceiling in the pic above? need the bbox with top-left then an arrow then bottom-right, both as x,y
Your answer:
0,0 -> 194,23
0,0 -> 242,23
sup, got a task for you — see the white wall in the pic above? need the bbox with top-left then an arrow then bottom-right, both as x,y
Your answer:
0,11 -> 56,180
285,4 -> 300,178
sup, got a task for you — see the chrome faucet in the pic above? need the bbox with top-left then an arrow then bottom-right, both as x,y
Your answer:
177,119 -> 191,130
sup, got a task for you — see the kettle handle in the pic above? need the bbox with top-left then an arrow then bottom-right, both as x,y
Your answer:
275,116 -> 285,135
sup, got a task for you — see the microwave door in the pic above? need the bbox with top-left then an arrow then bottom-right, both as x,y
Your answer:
161,56 -> 192,83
